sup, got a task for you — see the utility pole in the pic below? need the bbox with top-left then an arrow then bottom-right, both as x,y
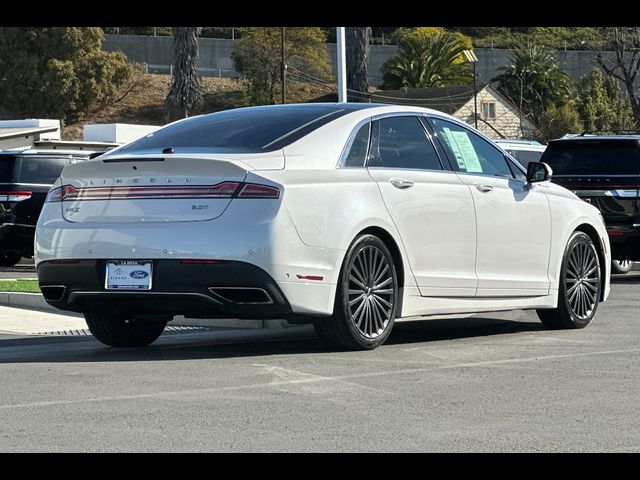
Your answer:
473,61 -> 478,129
336,27 -> 347,102
281,27 -> 286,104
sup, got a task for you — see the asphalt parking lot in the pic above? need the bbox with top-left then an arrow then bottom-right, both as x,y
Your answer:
0,269 -> 639,452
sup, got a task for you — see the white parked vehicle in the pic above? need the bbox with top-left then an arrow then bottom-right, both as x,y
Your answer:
35,104 -> 611,350
494,139 -> 547,170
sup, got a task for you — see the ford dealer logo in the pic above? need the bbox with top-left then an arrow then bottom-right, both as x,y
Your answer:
130,270 -> 149,279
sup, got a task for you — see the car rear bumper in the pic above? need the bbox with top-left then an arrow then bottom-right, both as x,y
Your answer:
37,259 -> 294,319
0,224 -> 34,255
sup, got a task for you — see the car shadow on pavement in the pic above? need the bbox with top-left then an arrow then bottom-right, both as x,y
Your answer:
0,316 -> 545,364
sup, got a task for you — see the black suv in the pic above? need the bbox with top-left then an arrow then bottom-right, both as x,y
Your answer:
541,135 -> 640,272
0,149 -> 95,266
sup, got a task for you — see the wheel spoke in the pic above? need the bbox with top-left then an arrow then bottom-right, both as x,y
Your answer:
349,294 -> 365,307
352,299 -> 367,326
349,275 -> 367,291
374,264 -> 390,285
566,282 -> 580,295
373,277 -> 392,290
372,293 -> 392,309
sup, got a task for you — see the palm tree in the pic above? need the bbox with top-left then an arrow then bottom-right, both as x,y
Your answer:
165,27 -> 203,121
493,42 -> 573,125
346,27 -> 370,102
382,32 -> 473,89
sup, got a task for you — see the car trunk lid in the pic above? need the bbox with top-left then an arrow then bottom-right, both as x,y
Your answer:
59,155 -> 257,223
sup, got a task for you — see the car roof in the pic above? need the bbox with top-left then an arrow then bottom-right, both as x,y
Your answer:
549,135 -> 640,144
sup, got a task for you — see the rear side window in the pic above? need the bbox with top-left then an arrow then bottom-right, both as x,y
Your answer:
14,157 -> 69,184
342,122 -> 370,167
541,141 -> 640,175
368,116 -> 442,170
0,155 -> 16,183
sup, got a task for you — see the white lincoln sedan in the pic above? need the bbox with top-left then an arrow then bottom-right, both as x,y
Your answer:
35,103 -> 610,349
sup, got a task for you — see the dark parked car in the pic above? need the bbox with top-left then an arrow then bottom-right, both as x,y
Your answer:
0,148 -> 99,266
541,135 -> 640,273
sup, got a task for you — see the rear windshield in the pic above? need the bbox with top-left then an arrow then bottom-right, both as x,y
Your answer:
0,155 -> 71,184
15,156 -> 70,184
541,141 -> 640,175
112,105 -> 351,155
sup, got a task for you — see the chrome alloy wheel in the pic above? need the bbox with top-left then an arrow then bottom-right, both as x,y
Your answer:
347,245 -> 396,339
615,260 -> 633,270
565,240 -> 600,320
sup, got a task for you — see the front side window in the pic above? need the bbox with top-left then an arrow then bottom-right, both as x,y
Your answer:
368,116 -> 442,171
429,117 -> 513,178
342,122 -> 370,167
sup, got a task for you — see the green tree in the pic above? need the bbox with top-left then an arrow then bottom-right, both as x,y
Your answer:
232,27 -> 332,105
165,27 -> 203,121
596,27 -> 640,130
382,30 -> 473,89
493,42 -> 574,124
537,100 -> 584,142
0,27 -> 132,123
577,69 -> 635,133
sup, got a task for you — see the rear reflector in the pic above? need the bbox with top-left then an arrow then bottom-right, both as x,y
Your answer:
179,259 -> 229,265
0,191 -> 32,202
608,231 -> 625,236
296,275 -> 324,281
46,182 -> 280,202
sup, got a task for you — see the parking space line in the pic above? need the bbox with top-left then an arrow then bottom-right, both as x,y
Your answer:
1,346 -> 639,411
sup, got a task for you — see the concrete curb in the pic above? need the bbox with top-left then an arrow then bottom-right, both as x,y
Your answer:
0,291 -> 290,330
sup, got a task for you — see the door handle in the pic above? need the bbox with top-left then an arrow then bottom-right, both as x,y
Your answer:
390,178 -> 415,190
475,183 -> 494,193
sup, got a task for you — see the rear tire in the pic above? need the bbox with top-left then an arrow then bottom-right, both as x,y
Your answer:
85,311 -> 168,347
537,231 -> 601,330
314,234 -> 399,350
611,259 -> 633,274
0,254 -> 22,267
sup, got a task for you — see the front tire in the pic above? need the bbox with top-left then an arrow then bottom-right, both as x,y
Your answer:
0,254 -> 22,267
611,259 -> 633,274
314,234 -> 399,350
85,311 -> 168,347
537,231 -> 601,329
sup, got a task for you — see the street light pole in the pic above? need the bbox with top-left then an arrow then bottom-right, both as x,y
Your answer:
336,27 -> 347,102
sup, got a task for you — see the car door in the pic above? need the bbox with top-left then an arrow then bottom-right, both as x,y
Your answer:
427,116 -> 552,296
366,114 -> 477,297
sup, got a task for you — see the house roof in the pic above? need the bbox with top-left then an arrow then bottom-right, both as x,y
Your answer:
369,85 -> 477,115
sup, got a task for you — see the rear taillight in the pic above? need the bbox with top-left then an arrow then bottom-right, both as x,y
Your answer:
237,183 -> 280,199
46,182 -> 280,202
0,190 -> 32,202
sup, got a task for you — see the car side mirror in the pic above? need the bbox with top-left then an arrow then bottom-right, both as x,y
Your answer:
527,162 -> 552,183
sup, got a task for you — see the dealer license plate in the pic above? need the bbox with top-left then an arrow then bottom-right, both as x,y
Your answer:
105,261 -> 153,290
